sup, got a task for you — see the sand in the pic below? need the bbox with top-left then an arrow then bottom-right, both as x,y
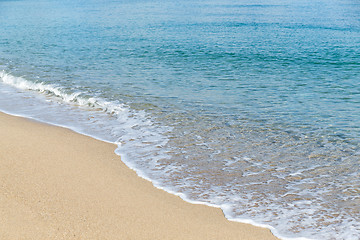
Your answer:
0,112 -> 278,240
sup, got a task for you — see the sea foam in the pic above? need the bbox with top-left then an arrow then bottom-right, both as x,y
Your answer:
1,70 -> 359,240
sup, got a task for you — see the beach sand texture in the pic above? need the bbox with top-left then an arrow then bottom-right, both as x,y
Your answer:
0,112 -> 278,240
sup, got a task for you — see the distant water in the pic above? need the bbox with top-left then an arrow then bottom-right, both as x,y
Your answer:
1,0 -> 359,239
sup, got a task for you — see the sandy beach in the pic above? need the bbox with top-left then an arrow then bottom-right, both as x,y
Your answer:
0,112 -> 278,240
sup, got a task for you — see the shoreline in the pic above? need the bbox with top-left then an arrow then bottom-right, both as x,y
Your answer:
0,111 -> 279,239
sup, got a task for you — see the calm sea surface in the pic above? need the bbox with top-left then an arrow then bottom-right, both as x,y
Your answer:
1,0 -> 359,239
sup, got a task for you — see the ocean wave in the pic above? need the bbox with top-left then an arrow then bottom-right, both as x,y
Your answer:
0,70 -> 126,115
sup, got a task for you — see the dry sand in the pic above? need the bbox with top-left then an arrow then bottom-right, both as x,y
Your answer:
0,112 -> 278,240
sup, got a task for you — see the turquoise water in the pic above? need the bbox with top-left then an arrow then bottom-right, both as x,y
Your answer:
1,0 -> 359,239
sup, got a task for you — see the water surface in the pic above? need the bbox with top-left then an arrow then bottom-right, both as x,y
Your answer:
1,0 -> 359,239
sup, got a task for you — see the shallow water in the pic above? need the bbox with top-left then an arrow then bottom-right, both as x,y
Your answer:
1,0 -> 360,239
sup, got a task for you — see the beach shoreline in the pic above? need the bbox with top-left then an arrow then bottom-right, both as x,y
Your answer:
0,111 -> 278,239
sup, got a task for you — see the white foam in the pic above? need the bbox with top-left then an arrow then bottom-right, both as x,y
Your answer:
0,70 -> 127,116
1,70 -> 358,240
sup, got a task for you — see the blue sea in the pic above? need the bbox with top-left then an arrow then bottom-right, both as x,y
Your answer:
1,0 -> 359,239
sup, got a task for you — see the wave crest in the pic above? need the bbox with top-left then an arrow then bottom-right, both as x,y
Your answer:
0,70 -> 126,116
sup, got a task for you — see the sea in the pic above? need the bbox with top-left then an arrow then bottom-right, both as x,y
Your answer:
0,0 -> 359,239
